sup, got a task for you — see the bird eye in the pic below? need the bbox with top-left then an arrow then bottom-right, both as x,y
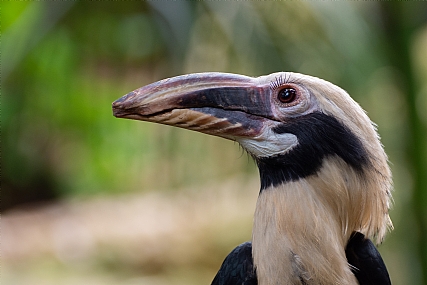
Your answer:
278,88 -> 297,104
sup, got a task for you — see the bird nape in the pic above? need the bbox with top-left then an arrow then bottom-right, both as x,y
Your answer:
113,72 -> 393,285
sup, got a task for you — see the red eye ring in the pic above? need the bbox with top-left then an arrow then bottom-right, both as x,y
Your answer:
278,87 -> 297,104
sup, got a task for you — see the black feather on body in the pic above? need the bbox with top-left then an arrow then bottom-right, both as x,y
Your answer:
211,233 -> 391,285
211,242 -> 257,285
257,112 -> 370,190
346,232 -> 392,285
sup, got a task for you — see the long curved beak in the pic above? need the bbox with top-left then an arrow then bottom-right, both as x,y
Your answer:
112,72 -> 273,140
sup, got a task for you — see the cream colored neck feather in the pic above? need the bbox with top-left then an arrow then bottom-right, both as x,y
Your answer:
252,156 -> 390,285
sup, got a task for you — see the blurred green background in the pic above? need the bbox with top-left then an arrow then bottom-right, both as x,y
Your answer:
2,1 -> 427,285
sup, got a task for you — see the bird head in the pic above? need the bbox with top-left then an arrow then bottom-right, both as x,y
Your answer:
113,72 -> 392,243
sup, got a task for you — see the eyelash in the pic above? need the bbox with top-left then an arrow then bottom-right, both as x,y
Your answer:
269,74 -> 291,90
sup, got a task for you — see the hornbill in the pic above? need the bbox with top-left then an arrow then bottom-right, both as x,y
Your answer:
112,72 -> 392,285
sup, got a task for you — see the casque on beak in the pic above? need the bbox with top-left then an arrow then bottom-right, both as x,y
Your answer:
112,72 -> 274,140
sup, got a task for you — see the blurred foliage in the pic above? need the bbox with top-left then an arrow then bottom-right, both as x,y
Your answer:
2,1 -> 427,285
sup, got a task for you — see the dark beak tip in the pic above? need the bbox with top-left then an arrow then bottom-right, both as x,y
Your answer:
112,109 -> 120,118
112,105 -> 124,118
112,99 -> 123,117
112,91 -> 139,118
112,91 -> 137,106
